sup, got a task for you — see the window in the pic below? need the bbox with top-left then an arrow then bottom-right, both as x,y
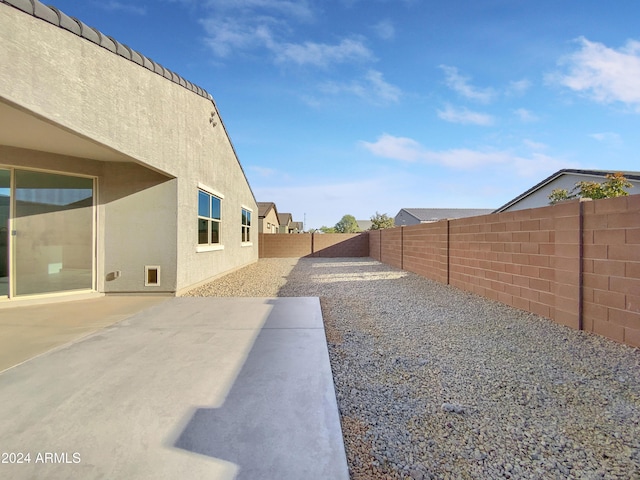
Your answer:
242,208 -> 251,243
198,189 -> 221,245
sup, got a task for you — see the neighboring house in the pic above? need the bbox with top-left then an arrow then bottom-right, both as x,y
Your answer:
357,220 -> 373,231
257,202 -> 280,234
278,213 -> 293,233
0,0 -> 257,302
494,169 -> 640,213
394,208 -> 494,226
277,214 -> 302,233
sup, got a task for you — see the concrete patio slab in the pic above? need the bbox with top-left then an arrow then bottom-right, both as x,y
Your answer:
0,295 -> 171,372
0,297 -> 349,480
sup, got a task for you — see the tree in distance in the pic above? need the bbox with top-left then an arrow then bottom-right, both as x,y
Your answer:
549,172 -> 633,204
334,214 -> 360,233
318,226 -> 336,233
370,211 -> 395,230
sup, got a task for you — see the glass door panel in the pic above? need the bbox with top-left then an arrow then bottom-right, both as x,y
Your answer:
0,169 -> 9,297
14,170 -> 94,296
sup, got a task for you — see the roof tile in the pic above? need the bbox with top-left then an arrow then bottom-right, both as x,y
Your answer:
99,33 -> 117,53
4,0 -> 32,15
78,20 -> 101,44
33,0 -> 57,25
53,8 -> 81,36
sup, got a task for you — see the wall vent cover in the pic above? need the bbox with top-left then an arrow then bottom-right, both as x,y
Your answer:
145,266 -> 160,287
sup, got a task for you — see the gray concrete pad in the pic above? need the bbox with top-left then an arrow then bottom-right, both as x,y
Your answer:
0,295 -> 171,372
0,297 -> 349,480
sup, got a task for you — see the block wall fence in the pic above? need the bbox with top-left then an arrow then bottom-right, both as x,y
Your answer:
259,233 -> 369,258
369,196 -> 640,348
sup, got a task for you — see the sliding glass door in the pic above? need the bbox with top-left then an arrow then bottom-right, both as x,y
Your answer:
0,169 -> 9,297
1,168 -> 95,297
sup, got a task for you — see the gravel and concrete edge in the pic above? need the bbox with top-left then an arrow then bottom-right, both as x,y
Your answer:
186,257 -> 640,480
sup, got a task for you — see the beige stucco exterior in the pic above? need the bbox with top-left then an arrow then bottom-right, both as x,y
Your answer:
262,211 -> 280,234
0,1 -> 257,300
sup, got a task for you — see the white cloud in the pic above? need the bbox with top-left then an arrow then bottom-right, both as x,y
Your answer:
360,134 -> 424,162
439,65 -> 496,103
198,0 -> 376,68
320,70 -> 401,104
590,132 -> 622,146
360,133 -> 572,177
437,105 -> 494,126
512,153 -> 572,178
275,37 -> 374,67
523,139 -> 547,150
552,37 -> 640,110
201,19 -> 273,57
372,20 -> 395,40
514,108 -> 539,123
201,11 -> 373,67
507,79 -> 532,95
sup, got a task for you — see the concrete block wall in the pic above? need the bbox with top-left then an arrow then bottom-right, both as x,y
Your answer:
380,228 -> 403,269
311,234 -> 369,257
369,197 -> 640,348
448,201 -> 581,330
370,230 -> 382,261
259,233 -> 312,258
403,222 -> 449,284
259,233 -> 369,258
582,195 -> 640,345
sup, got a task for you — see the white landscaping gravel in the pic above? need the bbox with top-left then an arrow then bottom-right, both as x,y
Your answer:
185,257 -> 640,480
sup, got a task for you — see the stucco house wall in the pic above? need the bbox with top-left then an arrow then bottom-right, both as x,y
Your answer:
0,1 -> 257,299
395,209 -> 420,226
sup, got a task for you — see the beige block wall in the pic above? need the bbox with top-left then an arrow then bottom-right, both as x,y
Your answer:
0,4 -> 258,295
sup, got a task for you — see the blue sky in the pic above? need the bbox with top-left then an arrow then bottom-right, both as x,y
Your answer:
49,0 -> 640,229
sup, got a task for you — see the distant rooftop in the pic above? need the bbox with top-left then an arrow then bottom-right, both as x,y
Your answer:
257,202 -> 277,217
1,0 -> 212,100
397,208 -> 494,223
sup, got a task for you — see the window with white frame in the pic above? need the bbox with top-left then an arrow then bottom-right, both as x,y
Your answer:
242,208 -> 251,242
198,189 -> 221,245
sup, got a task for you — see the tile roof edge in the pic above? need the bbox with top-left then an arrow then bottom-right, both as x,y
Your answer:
1,0 -> 214,101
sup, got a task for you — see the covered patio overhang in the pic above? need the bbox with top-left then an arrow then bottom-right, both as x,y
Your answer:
0,97 -> 173,176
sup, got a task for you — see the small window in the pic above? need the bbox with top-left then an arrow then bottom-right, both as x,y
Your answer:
242,208 -> 251,243
198,189 -> 222,245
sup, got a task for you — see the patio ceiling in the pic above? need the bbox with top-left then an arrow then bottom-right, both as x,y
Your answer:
0,98 -> 136,163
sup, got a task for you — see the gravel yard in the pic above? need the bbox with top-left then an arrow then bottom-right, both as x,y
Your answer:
186,257 -> 640,480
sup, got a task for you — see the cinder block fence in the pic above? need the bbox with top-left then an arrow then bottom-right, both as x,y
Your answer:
258,233 -> 369,258
258,196 -> 639,347
370,196 -> 640,348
